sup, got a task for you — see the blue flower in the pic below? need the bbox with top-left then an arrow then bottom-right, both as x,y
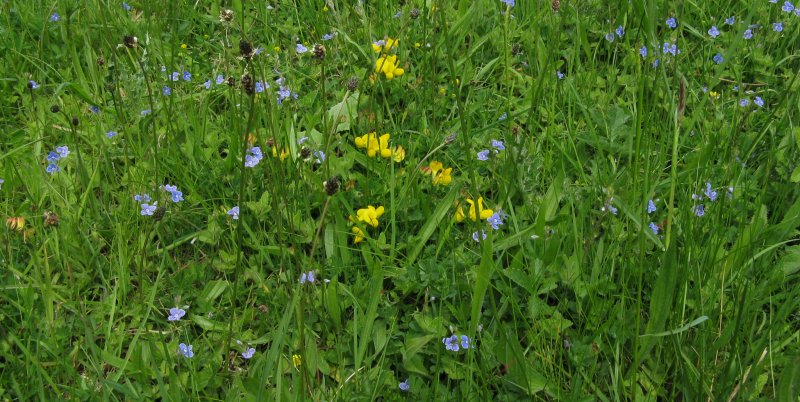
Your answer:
46,163 -> 60,174
477,150 -> 490,161
141,203 -> 157,216
615,25 -> 625,38
300,271 -> 316,284
498,113 -> 507,121
713,53 -> 724,64
773,22 -> 783,32
708,25 -> 720,38
652,59 -> 660,68
399,379 -> 410,391
245,146 -> 263,167
47,151 -> 60,162
472,230 -> 487,242
134,194 -> 151,203
443,335 -> 461,351
605,32 -> 616,43
639,46 -> 648,58
255,82 -> 265,93
313,150 -> 326,164
276,85 -> 297,105
647,199 -> 657,214
89,105 -> 100,113
168,307 -> 186,321
491,139 -> 505,151
123,2 -> 131,11
743,29 -> 753,39
500,0 -> 515,6
296,43 -> 308,53
227,206 -> 239,220
171,72 -> 179,81
242,348 -> 256,359
141,109 -> 152,116
460,335 -> 472,349
783,1 -> 794,12
666,17 -> 677,29
739,98 -> 750,107
662,42 -> 678,56
179,343 -> 194,358
203,80 -> 211,89
602,202 -> 618,216
649,222 -> 660,235
56,146 -> 69,158
0,178 -> 4,189
725,16 -> 735,25
704,182 -> 718,202
164,184 -> 183,203
162,86 -> 171,96
28,80 -> 40,89
215,74 -> 225,85
754,96 -> 764,107
487,212 -> 504,230
322,33 -> 333,41
182,71 -> 191,81
693,204 -> 705,217
50,12 -> 60,22
556,70 -> 564,79
106,131 -> 118,138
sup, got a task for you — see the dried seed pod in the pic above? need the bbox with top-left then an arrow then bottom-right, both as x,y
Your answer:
241,74 -> 254,94
346,76 -> 359,91
219,9 -> 234,22
71,117 -> 79,127
97,56 -> 105,67
552,0 -> 560,12
50,105 -> 60,113
152,206 -> 167,221
239,40 -> 254,59
410,8 -> 420,19
312,44 -> 326,60
324,176 -> 341,196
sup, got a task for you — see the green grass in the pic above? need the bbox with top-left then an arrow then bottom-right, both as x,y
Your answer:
2,0 -> 800,400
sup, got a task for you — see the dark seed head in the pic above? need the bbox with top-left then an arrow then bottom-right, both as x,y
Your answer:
97,56 -> 105,67
152,206 -> 167,221
71,117 -> 79,127
220,9 -> 234,22
346,76 -> 359,91
511,43 -> 523,56
123,35 -> 138,48
227,77 -> 236,87
50,105 -> 60,113
324,176 -> 341,196
241,74 -> 254,94
410,8 -> 420,19
239,40 -> 254,59
312,44 -> 326,60
299,147 -> 311,160
43,211 -> 59,227
444,132 -> 458,144
266,137 -> 276,147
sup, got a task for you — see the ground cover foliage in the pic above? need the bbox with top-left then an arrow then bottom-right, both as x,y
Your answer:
2,0 -> 800,400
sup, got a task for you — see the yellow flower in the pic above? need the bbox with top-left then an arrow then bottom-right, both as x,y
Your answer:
466,197 -> 493,221
274,46 -> 281,53
392,145 -> 406,162
6,217 -> 25,231
271,146 -> 290,161
438,86 -> 446,96
352,226 -> 365,244
372,37 -> 399,53
356,205 -> 385,227
414,42 -> 421,49
709,91 -> 719,100
355,132 -> 394,158
455,206 -> 466,223
292,354 -> 302,367
428,161 -> 452,186
180,43 -> 187,49
375,55 -> 405,80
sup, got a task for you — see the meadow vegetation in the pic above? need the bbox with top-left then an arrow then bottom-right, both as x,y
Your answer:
2,0 -> 800,400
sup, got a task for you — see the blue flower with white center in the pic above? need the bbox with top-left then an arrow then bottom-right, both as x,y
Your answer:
491,139 -> 505,151
245,146 -> 263,167
460,335 -> 472,349
443,335 -> 461,351
647,199 -> 657,214
123,2 -> 131,11
28,80 -> 40,89
500,0 -> 515,6
182,71 -> 191,81
713,53 -> 724,64
255,82 -> 265,93
168,307 -> 186,321
216,74 -> 225,85
477,150 -> 490,161
639,46 -> 648,58
616,25 -> 625,37
725,16 -> 735,25
693,204 -> 705,217
743,29 -> 753,39
203,80 -> 211,89
666,17 -> 677,28
134,194 -> 151,203
556,70 -> 564,79
162,86 -> 171,96
179,343 -> 194,358
171,72 -> 179,81
50,12 -> 59,22
322,33 -> 333,41
649,222 -> 660,235
296,43 -> 308,53
487,212 -> 504,230
704,182 -> 718,202
141,109 -> 152,116
164,184 -> 183,203
141,203 -> 157,216
399,379 -> 410,392
46,163 -> 60,173
754,96 -> 764,107
313,150 -> 326,164
708,25 -> 720,38
602,202 -> 618,216
227,206 -> 239,220
739,99 -> 750,107
56,146 -> 69,158
300,271 -> 315,284
472,230 -> 487,242
773,22 -> 783,32
783,1 -> 794,12
106,131 -> 118,138
242,348 -> 255,359
662,42 -> 678,56
605,32 -> 616,42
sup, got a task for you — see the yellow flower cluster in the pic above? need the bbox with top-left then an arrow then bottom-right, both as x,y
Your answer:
355,132 -> 404,161
455,197 -> 493,222
350,205 -> 385,243
425,161 -> 453,186
371,37 -> 404,80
